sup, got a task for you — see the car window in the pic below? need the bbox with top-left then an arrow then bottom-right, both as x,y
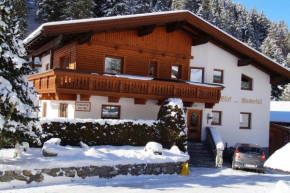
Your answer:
238,147 -> 262,154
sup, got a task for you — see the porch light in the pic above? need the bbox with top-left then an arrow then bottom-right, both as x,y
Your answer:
207,113 -> 213,124
183,108 -> 187,114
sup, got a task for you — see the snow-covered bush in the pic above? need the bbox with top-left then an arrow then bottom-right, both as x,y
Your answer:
144,142 -> 163,155
157,98 -> 187,152
170,145 -> 181,154
42,138 -> 61,157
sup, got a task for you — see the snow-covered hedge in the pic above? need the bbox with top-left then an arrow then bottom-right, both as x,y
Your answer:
34,119 -> 160,147
32,98 -> 187,151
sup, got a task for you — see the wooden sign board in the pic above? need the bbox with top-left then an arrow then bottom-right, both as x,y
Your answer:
75,102 -> 91,112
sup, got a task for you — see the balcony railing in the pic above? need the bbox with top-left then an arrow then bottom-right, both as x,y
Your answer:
28,69 -> 223,103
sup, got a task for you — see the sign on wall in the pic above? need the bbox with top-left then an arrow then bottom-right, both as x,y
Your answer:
75,102 -> 91,112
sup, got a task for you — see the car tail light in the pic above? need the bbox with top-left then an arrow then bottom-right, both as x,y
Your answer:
260,152 -> 265,161
235,149 -> 241,159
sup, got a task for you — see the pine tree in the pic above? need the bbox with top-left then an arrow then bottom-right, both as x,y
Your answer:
35,0 -> 67,23
66,0 -> 95,20
12,0 -> 28,38
0,0 -> 39,147
280,84 -> 290,101
248,8 -> 270,51
183,0 -> 203,14
93,0 -> 107,17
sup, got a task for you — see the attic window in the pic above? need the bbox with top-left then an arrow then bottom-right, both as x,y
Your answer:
241,74 -> 252,90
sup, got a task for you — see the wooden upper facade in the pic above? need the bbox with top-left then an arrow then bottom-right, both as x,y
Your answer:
25,11 -> 290,106
27,23 -> 223,106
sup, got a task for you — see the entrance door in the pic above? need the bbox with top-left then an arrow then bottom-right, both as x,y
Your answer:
187,109 -> 202,141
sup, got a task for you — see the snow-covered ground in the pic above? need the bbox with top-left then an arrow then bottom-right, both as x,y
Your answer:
0,145 -> 188,171
265,143 -> 290,173
1,167 -> 290,192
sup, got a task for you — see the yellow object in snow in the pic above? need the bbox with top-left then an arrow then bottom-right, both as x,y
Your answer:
181,162 -> 189,175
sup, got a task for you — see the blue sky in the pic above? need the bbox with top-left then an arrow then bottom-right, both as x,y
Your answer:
233,0 -> 290,28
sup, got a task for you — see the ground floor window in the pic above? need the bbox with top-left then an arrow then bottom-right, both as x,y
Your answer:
211,111 -> 222,125
101,105 -> 120,119
240,112 -> 251,129
59,103 -> 68,118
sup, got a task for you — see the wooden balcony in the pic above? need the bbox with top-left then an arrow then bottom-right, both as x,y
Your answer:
28,69 -> 224,106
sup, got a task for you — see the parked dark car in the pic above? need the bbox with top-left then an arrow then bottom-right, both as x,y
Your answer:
231,143 -> 265,173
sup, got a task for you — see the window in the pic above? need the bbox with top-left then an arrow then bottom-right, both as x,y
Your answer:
60,55 -> 70,69
171,65 -> 181,79
240,112 -> 251,129
212,111 -> 222,125
59,103 -> 68,118
42,102 -> 47,118
190,67 -> 204,83
241,74 -> 252,90
101,105 -> 120,119
213,69 -> 223,84
104,56 -> 123,74
149,61 -> 158,77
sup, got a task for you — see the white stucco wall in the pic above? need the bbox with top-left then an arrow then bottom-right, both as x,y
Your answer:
39,100 -> 75,119
40,54 -> 50,73
190,43 -> 271,148
39,96 -> 160,120
74,96 -> 160,120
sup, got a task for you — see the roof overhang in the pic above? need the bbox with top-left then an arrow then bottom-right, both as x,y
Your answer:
24,10 -> 290,85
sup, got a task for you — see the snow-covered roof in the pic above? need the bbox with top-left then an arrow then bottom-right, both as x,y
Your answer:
24,10 -> 290,81
270,101 -> 290,123
24,10 -> 187,44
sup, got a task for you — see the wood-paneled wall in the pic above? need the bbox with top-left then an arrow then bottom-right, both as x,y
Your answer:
53,42 -> 77,69
77,44 -> 189,79
53,27 -> 192,80
269,123 -> 290,156
91,27 -> 192,56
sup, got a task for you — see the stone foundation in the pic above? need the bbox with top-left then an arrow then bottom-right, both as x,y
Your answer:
0,162 -> 184,184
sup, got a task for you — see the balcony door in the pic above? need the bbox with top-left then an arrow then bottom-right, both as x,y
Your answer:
187,109 -> 202,141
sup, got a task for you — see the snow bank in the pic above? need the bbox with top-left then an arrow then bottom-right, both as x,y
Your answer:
265,143 -> 290,173
144,142 -> 163,155
210,127 -> 224,150
40,118 -> 156,127
271,180 -> 290,193
0,145 -> 189,171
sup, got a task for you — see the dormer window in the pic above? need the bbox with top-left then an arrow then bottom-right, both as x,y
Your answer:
104,56 -> 123,74
241,74 -> 252,90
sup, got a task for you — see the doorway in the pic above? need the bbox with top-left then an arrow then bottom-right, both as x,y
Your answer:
187,109 -> 202,141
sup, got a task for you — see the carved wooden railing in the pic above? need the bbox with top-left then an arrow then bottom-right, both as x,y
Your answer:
206,127 -> 224,168
28,69 -> 223,103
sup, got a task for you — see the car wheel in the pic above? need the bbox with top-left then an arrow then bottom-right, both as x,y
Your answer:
232,162 -> 236,170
